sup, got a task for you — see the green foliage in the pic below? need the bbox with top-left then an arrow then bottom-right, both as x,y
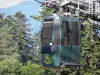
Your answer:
0,57 -> 22,75
0,14 -> 19,60
30,16 -> 42,21
39,6 -> 54,15
47,68 -> 60,75
31,6 -> 54,21
0,11 -> 32,62
0,11 -> 34,74
79,20 -> 100,75
32,32 -> 41,64
20,61 -> 44,75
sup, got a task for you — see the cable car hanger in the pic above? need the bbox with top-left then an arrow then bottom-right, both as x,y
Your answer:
34,0 -> 100,19
34,0 -> 100,30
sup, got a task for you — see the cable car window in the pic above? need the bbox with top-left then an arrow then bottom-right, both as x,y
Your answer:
42,28 -> 52,39
42,39 -> 52,45
63,21 -> 70,45
43,23 -> 53,28
72,22 -> 79,46
42,22 -> 53,45
54,23 -> 60,45
44,19 -> 53,22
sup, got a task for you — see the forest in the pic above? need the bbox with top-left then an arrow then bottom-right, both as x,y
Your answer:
0,5 -> 100,75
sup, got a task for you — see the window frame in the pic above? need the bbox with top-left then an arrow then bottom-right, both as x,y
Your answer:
71,21 -> 79,46
42,19 -> 53,45
62,21 -> 70,46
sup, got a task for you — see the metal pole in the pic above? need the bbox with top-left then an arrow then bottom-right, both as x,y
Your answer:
78,0 -> 79,10
69,18 -> 72,63
88,0 -> 90,12
77,0 -> 80,16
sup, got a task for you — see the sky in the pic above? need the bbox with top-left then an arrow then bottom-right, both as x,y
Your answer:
0,0 -> 43,35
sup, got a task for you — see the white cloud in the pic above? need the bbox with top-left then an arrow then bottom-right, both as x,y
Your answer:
0,0 -> 24,8
24,0 -> 33,1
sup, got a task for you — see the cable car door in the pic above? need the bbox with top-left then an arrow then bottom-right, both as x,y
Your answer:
41,16 -> 60,67
61,16 -> 71,64
70,17 -> 81,63
61,17 -> 81,64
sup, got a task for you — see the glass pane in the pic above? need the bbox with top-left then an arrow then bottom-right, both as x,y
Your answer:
72,22 -> 78,29
63,21 -> 70,45
42,23 -> 53,45
54,23 -> 60,45
72,22 -> 79,46
43,23 -> 53,28
42,28 -> 52,39
42,39 -> 52,45
44,19 -> 53,22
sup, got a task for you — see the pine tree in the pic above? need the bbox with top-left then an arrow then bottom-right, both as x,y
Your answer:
13,11 -> 33,63
79,19 -> 100,75
0,11 -> 32,63
0,14 -> 19,60
32,32 -> 41,64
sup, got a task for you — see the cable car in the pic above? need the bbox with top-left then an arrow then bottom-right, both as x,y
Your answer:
41,14 -> 81,67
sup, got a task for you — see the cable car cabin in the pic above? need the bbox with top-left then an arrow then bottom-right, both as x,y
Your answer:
41,14 -> 81,67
